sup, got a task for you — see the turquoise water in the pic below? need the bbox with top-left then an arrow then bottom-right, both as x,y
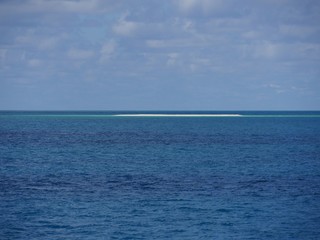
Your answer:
1,111 -> 320,239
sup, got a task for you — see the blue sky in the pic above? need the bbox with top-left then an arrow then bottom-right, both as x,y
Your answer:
0,0 -> 319,110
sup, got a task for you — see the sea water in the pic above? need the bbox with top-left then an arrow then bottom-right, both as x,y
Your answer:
0,111 -> 320,239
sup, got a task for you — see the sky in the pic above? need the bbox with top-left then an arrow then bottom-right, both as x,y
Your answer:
0,0 -> 319,110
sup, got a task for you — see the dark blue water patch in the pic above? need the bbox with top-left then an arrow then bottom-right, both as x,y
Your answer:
1,112 -> 320,239
1,173 -> 319,238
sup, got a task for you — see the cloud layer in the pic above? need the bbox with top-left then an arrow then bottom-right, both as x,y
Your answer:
0,0 -> 319,110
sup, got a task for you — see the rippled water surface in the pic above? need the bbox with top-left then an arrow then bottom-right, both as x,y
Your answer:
1,111 -> 320,239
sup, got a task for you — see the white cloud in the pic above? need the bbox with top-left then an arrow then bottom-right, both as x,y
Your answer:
292,43 -> 320,60
15,35 -> 33,45
146,40 -> 166,48
176,0 -> 198,12
261,83 -> 284,94
0,0 -> 319,110
175,0 -> 225,13
166,53 -> 179,66
241,41 -> 320,63
0,49 -> 7,65
113,15 -> 139,36
146,38 -> 205,48
38,37 -> 61,50
261,83 -> 311,96
100,40 -> 117,62
67,48 -> 95,60
15,32 -> 68,50
113,20 -> 138,36
242,31 -> 261,40
2,0 -> 109,13
253,42 -> 279,59
47,0 -> 100,12
182,20 -> 194,32
279,24 -> 317,38
28,59 -> 42,67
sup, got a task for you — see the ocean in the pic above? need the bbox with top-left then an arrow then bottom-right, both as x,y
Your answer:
1,111 -> 320,239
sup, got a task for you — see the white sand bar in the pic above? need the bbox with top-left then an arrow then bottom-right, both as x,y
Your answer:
113,114 -> 242,117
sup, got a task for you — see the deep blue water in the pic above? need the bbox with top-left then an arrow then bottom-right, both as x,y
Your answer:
1,111 -> 320,239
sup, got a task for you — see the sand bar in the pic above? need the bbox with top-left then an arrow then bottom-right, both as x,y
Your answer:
113,114 -> 242,117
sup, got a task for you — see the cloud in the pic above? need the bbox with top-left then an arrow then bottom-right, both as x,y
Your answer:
0,0 -> 113,14
0,49 -> 7,65
175,0 -> 225,14
28,59 -> 42,67
253,42 -> 279,59
146,38 -> 205,49
261,83 -> 310,95
0,0 -> 319,110
37,37 -> 62,50
67,48 -> 95,60
240,41 -> 320,62
263,83 -> 286,94
15,31 -> 68,50
279,24 -> 318,38
100,40 -> 117,62
166,53 -> 179,67
113,16 -> 139,36
32,0 -> 100,12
